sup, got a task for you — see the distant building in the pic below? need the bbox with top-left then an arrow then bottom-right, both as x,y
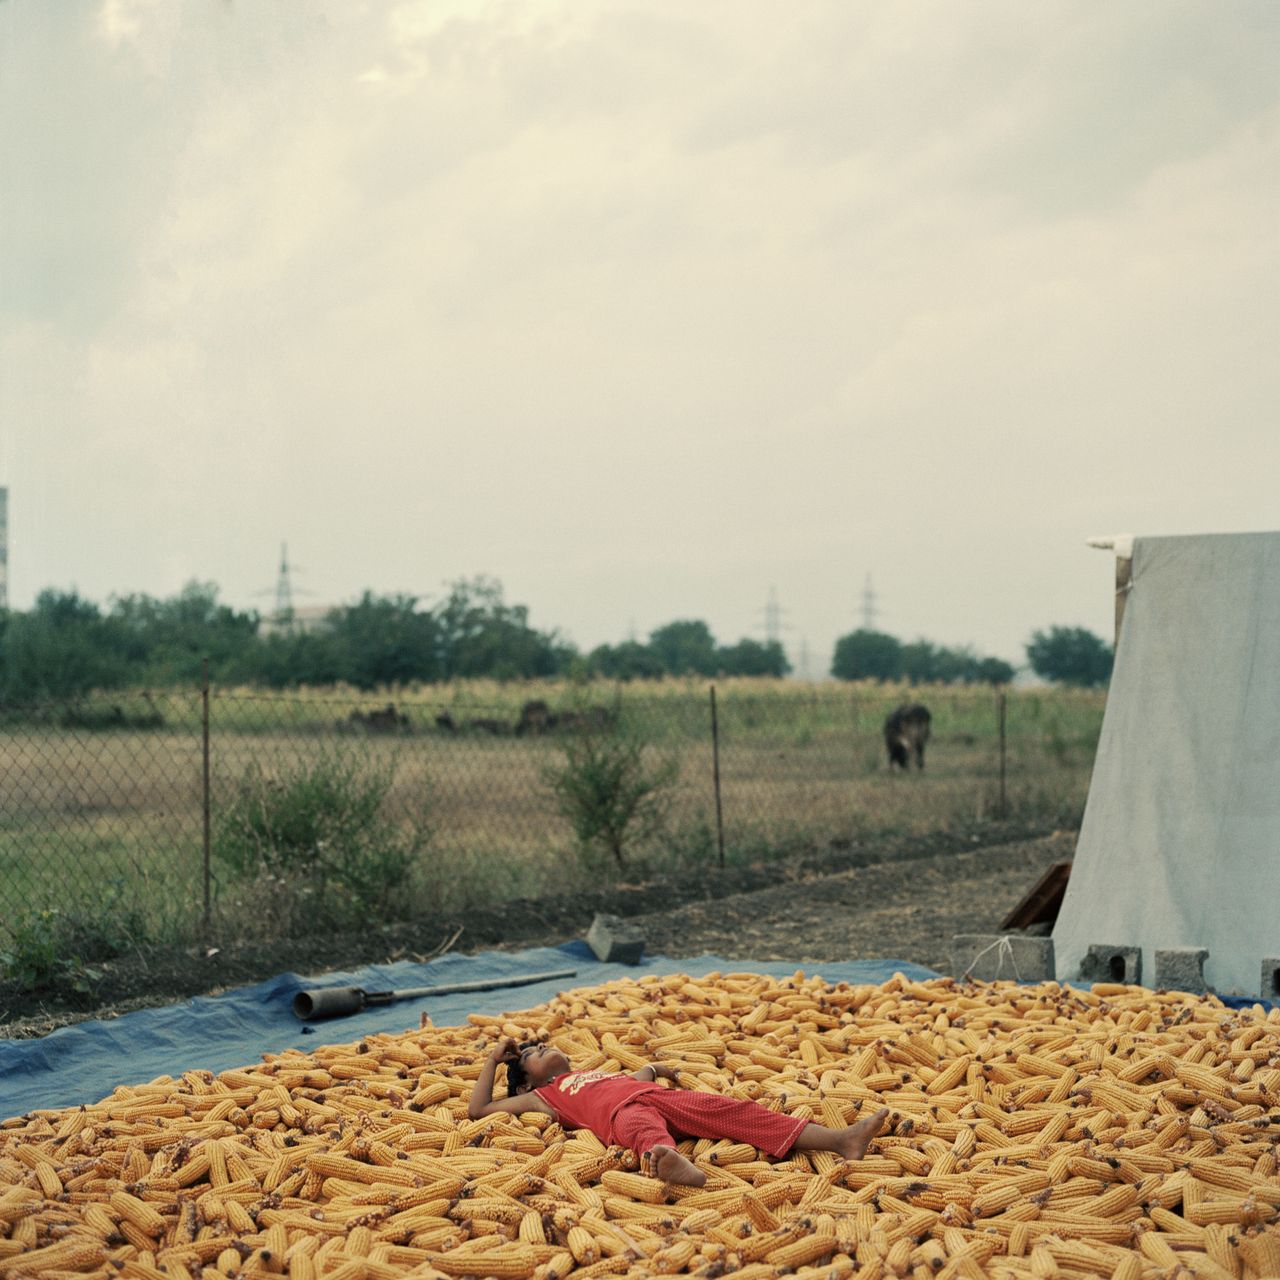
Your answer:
258,603 -> 338,637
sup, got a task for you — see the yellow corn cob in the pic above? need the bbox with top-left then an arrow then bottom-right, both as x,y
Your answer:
1029,1243 -> 1060,1278
531,1249 -> 575,1280
667,1208 -> 716,1233
1090,1184 -> 1139,1219
1146,1205 -> 1201,1238
109,1190 -> 166,1237
1240,1232 -> 1280,1279
430,1245 -> 542,1277
971,1182 -> 1024,1217
518,1211 -> 547,1245
1201,1223 -> 1242,1278
449,1198 -> 527,1226
927,1056 -> 972,1097
1106,1255 -> 1143,1280
744,1195 -> 780,1233
651,1238 -> 698,1273
565,1225 -> 600,1265
598,1170 -> 668,1203
1188,1158 -> 1261,1195
1186,1198 -> 1275,1228
214,1247 -> 241,1273
1066,1155 -> 1125,1182
736,1222 -> 809,1264
1024,1217 -> 1136,1244
7,971 -> 1280,1280
674,1186 -> 747,1214
1007,1223 -> 1031,1258
770,1234 -> 839,1269
885,1233 -> 916,1274
1138,1231 -> 1180,1268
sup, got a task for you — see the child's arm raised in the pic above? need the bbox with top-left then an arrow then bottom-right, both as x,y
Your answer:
468,1037 -> 555,1120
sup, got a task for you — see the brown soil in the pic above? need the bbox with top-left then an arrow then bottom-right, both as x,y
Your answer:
0,819 -> 1074,1038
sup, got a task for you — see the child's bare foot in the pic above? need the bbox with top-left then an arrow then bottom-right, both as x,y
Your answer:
835,1107 -> 890,1160
641,1144 -> 706,1187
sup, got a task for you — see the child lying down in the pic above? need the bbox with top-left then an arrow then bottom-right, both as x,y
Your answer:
468,1035 -> 889,1187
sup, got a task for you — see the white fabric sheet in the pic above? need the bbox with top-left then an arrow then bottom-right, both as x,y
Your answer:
1053,532 -> 1280,996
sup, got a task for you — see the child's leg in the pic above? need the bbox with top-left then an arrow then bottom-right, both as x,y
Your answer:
790,1109 -> 890,1161
648,1091 -> 889,1161
610,1100 -> 706,1187
645,1091 -> 807,1158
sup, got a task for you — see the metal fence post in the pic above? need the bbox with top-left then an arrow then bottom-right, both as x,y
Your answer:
997,689 -> 1008,818
709,685 -> 725,869
202,658 -> 212,939
851,690 -> 860,777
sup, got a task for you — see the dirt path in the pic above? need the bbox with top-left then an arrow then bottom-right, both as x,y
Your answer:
1,821 -> 1074,1037
631,830 -> 1075,969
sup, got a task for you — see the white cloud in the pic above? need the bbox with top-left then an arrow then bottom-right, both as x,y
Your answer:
1,1 -> 1276,663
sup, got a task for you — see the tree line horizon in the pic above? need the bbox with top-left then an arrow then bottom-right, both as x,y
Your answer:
0,576 -> 1114,703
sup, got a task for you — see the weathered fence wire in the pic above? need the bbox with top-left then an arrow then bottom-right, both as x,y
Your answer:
0,678 -> 1104,956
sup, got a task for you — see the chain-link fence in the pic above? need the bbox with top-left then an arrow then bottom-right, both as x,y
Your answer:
0,681 -> 1106,957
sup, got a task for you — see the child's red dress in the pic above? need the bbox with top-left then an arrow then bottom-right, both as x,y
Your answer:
533,1069 -> 807,1158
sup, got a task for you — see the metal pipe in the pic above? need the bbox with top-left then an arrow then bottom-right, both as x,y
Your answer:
293,967 -> 579,1020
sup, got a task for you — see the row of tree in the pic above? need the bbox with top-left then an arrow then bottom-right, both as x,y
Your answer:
831,630 -> 1015,685
0,579 -> 790,702
829,626 -> 1113,688
0,578 -> 1112,703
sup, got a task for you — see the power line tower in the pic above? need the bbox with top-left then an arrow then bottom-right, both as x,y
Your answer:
762,585 -> 785,646
860,572 -> 879,631
274,542 -> 295,623
757,585 -> 795,674
256,543 -> 310,632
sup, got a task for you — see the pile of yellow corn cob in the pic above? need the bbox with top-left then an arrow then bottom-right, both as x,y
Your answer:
2,971 -> 1278,1280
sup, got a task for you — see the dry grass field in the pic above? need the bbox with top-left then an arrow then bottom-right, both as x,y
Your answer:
0,681 -> 1105,953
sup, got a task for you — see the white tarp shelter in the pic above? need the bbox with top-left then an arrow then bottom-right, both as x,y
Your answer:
1053,531 -> 1280,998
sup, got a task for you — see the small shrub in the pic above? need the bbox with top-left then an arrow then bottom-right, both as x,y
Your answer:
213,755 -> 429,924
0,910 -> 69,990
58,878 -> 158,960
664,818 -> 716,868
0,885 -> 150,994
0,911 -> 99,988
543,723 -> 678,869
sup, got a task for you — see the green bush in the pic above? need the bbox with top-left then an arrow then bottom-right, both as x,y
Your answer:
213,756 -> 429,922
544,724 -> 678,869
1,910 -> 74,990
0,882 -> 152,993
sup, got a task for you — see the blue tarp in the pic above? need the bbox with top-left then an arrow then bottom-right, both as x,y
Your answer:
1,944 -> 937,1120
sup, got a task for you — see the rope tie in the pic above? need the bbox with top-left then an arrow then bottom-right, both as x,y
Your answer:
962,934 -> 1022,983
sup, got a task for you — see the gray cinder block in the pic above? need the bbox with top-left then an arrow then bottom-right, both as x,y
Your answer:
1262,959 -> 1280,1001
1079,944 -> 1142,986
1155,947 -> 1209,995
951,934 -> 1054,982
586,913 -> 645,965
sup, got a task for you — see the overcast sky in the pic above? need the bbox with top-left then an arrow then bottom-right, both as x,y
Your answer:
2,1 -> 1277,675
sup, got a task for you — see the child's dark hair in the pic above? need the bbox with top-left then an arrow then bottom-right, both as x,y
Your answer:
502,1040 -> 539,1095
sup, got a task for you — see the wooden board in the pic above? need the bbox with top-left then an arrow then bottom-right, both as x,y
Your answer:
1000,860 -> 1073,931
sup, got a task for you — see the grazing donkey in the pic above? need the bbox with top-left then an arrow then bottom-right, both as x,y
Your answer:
884,703 -> 931,770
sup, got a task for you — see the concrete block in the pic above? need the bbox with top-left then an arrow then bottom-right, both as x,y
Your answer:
1079,944 -> 1142,986
586,913 -> 645,965
1155,947 -> 1209,995
1262,959 -> 1280,1001
951,934 -> 1054,983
